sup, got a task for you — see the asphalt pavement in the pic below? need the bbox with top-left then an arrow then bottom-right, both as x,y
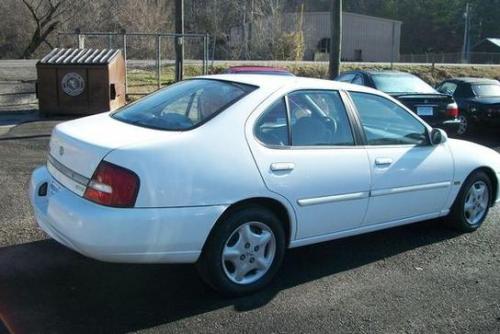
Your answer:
0,116 -> 499,333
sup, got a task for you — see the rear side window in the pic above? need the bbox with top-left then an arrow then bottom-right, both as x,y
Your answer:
255,98 -> 289,146
352,75 -> 364,85
350,92 -> 428,146
112,79 -> 256,130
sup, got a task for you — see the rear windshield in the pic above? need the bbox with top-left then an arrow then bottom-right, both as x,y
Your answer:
112,79 -> 256,130
372,73 -> 436,94
472,84 -> 500,97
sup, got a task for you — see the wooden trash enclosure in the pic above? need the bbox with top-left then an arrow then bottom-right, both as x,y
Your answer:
36,48 -> 126,116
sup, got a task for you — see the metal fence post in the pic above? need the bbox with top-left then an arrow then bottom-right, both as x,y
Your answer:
76,28 -> 84,48
204,33 -> 209,74
157,34 -> 161,89
121,29 -> 127,96
390,21 -> 395,69
108,34 -> 113,49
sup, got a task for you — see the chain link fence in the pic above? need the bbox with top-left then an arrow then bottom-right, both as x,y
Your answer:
400,52 -> 500,65
57,32 -> 210,97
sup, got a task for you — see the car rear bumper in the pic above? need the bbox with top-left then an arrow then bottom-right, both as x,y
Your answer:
428,118 -> 460,131
29,166 -> 227,263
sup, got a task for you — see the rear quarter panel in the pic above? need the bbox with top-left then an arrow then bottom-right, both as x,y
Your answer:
103,85 -> 282,208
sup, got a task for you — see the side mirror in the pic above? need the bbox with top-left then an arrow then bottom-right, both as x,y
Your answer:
430,128 -> 448,145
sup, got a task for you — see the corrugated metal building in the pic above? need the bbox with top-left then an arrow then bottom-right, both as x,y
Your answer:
229,11 -> 402,62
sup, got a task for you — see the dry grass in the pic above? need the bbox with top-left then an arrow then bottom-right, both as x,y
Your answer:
126,63 -> 500,100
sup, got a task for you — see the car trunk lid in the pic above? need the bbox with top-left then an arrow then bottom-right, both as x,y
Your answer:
391,93 -> 454,121
47,112 -> 180,195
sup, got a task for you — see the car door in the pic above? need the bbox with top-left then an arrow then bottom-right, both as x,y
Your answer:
248,89 -> 371,240
348,91 -> 454,225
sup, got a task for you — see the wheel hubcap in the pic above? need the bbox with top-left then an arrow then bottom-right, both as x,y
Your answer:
463,180 -> 489,225
457,115 -> 467,135
221,222 -> 276,285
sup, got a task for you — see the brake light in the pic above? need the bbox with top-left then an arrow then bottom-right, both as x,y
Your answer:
446,103 -> 459,118
84,161 -> 139,207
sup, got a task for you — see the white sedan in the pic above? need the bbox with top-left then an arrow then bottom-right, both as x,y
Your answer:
30,75 -> 500,295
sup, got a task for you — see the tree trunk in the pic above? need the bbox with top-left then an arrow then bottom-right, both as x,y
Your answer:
21,21 -> 58,59
328,0 -> 342,79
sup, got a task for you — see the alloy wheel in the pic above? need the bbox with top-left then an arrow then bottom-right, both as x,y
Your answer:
221,221 -> 276,285
463,180 -> 489,225
457,115 -> 468,136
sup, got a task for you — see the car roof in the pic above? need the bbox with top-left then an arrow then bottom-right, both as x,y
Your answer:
340,70 -> 415,77
199,74 -> 384,95
364,70 -> 414,76
226,65 -> 290,72
444,77 -> 500,85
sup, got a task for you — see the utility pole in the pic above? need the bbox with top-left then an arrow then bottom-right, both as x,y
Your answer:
175,0 -> 184,81
461,3 -> 471,64
328,0 -> 342,79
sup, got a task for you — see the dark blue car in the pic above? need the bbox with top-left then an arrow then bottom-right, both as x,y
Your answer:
336,71 -> 461,135
436,78 -> 500,136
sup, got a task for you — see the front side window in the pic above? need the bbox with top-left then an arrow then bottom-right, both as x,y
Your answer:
112,79 -> 256,130
350,92 -> 428,146
288,90 -> 354,146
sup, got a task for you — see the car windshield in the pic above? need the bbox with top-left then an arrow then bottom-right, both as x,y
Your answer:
371,73 -> 436,94
112,79 -> 256,130
471,84 -> 500,97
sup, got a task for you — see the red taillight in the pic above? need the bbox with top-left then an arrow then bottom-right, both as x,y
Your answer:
84,161 -> 139,207
447,103 -> 459,118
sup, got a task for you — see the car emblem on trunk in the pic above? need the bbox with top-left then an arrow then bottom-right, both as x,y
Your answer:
59,146 -> 64,156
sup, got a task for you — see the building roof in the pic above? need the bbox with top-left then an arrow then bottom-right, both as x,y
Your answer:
286,11 -> 402,24
472,38 -> 500,50
38,48 -> 121,65
485,38 -> 500,48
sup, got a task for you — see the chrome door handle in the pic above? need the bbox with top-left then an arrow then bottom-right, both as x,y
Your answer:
270,162 -> 295,172
375,158 -> 393,167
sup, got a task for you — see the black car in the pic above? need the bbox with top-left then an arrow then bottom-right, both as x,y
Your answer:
436,77 -> 500,135
336,70 -> 460,134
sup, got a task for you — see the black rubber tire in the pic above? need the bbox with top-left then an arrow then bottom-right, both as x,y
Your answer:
196,205 -> 286,296
445,171 -> 492,232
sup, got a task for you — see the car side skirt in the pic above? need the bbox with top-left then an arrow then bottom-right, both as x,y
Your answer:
289,210 -> 448,249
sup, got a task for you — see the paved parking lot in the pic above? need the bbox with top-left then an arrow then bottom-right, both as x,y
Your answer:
0,116 -> 499,333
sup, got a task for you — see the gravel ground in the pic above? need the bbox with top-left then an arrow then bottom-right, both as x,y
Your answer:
0,119 -> 499,333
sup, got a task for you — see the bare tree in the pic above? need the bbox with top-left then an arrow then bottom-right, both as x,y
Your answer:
20,0 -> 80,58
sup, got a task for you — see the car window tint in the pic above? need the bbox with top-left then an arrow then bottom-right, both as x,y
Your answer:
437,82 -> 457,95
350,92 -> 428,146
337,73 -> 355,83
288,90 -> 354,146
255,98 -> 289,146
113,79 -> 255,130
